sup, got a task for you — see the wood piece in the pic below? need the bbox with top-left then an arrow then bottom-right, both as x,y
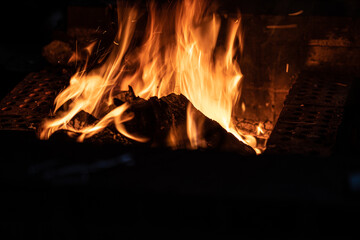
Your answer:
42,40 -> 73,66
54,87 -> 256,155
118,92 -> 256,155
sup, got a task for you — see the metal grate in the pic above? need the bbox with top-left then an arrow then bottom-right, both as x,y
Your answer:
266,71 -> 353,156
0,70 -> 354,155
284,71 -> 350,107
0,70 -> 68,131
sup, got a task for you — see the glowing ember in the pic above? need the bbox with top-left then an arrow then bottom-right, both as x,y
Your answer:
40,0 -> 264,153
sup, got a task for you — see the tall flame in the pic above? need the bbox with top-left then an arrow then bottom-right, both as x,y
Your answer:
40,0 -> 260,153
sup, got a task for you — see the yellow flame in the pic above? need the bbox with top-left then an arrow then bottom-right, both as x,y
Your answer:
256,123 -> 264,135
186,104 -> 206,149
41,0 -> 261,152
41,5 -> 139,141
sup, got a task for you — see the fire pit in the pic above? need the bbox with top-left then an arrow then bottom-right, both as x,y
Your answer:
1,0 -> 357,156
2,0 -> 271,155
1,0 -> 360,237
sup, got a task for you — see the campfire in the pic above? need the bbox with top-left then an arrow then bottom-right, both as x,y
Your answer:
38,0 -> 267,154
2,0 -> 360,236
0,0 -> 354,158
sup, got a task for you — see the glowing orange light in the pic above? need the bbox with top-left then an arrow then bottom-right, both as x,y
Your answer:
41,0 -> 263,153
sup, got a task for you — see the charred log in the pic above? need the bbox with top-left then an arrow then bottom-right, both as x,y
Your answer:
118,92 -> 255,155
50,88 -> 255,156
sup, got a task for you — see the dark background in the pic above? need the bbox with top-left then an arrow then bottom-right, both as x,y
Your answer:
1,0 -> 360,99
1,1 -> 360,238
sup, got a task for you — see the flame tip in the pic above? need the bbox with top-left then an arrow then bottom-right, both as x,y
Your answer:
40,0 -> 264,153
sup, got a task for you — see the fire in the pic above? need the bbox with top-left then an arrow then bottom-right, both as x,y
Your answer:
256,123 -> 265,136
40,0 -> 262,153
186,104 -> 206,149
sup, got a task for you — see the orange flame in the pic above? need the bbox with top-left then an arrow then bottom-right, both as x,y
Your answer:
40,5 -> 141,142
40,0 -> 261,153
186,104 -> 206,149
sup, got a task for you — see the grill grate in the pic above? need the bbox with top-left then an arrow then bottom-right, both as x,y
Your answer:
284,71 -> 350,107
266,71 -> 353,156
0,69 -> 354,155
0,70 -> 68,131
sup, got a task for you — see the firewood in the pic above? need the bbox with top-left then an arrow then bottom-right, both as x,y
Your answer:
116,92 -> 255,155
54,87 -> 255,155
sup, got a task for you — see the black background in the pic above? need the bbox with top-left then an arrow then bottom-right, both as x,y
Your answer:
1,1 -> 360,238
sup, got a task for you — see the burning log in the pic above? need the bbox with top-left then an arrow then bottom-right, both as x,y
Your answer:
40,0 -> 257,156
54,87 -> 255,155
112,89 -> 256,155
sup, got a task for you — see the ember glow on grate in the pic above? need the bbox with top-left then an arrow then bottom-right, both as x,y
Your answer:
40,0 -> 266,154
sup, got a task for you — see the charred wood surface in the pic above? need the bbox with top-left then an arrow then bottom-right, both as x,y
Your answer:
0,69 -> 254,155
113,90 -> 255,156
60,88 -> 255,155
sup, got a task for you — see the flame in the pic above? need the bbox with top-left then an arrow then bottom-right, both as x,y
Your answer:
40,5 -> 141,142
40,0 -> 261,153
186,104 -> 206,149
256,123 -> 264,136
